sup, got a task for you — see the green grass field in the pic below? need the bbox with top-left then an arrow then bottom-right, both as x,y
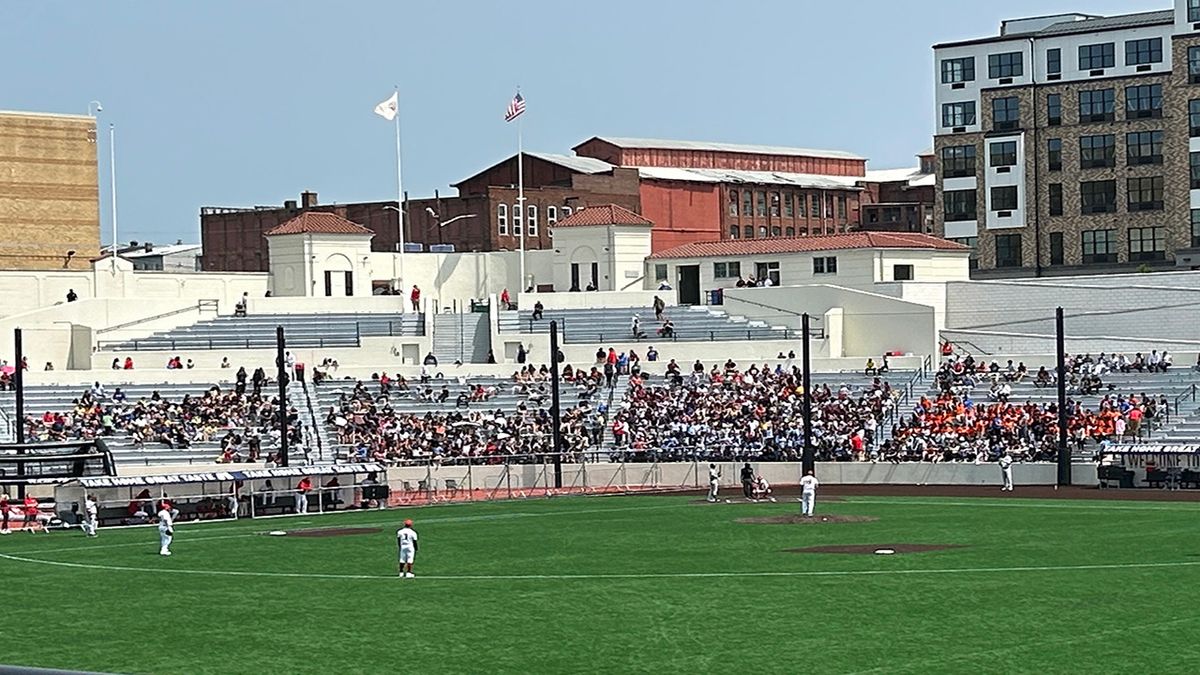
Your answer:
3,493 -> 1200,674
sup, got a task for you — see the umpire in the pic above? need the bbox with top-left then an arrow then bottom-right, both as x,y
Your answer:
740,462 -> 755,500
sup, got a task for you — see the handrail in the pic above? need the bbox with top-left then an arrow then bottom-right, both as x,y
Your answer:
96,299 -> 219,335
722,294 -> 823,324
943,338 -> 993,356
886,354 -> 934,432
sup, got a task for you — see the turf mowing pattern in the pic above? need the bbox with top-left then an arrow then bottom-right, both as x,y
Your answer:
3,493 -> 1200,674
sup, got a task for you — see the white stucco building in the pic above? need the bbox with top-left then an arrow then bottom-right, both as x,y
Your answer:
265,212 -> 375,297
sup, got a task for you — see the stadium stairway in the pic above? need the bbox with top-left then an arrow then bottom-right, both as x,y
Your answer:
98,312 -> 424,352
497,306 -> 789,344
432,312 -> 490,364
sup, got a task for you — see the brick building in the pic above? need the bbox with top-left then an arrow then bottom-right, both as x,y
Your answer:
0,111 -> 99,270
933,2 -> 1200,277
860,151 -> 936,234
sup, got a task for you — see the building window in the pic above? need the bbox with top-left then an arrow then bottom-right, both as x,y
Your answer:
988,51 -> 1023,78
1050,232 -> 1064,265
769,192 -> 780,217
728,190 -> 738,216
654,264 -> 668,282
1125,84 -> 1163,119
1047,138 -> 1062,171
893,264 -> 914,281
1191,0 -> 1200,22
1190,46 -> 1200,83
1047,93 -> 1062,125
527,204 -> 537,236
729,225 -> 739,239
547,205 -> 557,225
497,203 -> 508,235
991,186 -> 1018,211
1046,48 -> 1061,75
1078,43 -> 1115,70
744,225 -> 753,238
1192,152 -> 1200,189
1192,210 -> 1200,247
992,97 -> 1020,131
1079,135 -> 1115,169
1190,100 -> 1200,137
713,261 -> 741,278
941,145 -> 976,178
995,233 -> 1022,268
758,226 -> 768,238
785,227 -> 796,236
941,57 -> 975,83
797,193 -> 807,218
942,101 -> 976,127
989,140 -> 1017,167
562,206 -> 572,218
837,195 -> 847,220
1126,131 -> 1163,165
825,195 -> 834,219
1125,38 -> 1163,66
1129,226 -> 1166,262
813,256 -> 838,274
783,193 -> 794,217
944,190 -> 977,221
1080,180 -> 1117,214
950,236 -> 979,270
1049,183 -> 1063,216
742,190 -> 752,216
1079,89 -> 1115,122
756,191 -> 766,217
1082,229 -> 1117,264
811,194 -> 821,218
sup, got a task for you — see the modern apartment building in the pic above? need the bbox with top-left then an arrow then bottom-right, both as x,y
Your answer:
932,1 -> 1200,276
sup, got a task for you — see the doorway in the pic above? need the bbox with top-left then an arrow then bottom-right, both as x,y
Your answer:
677,265 -> 701,305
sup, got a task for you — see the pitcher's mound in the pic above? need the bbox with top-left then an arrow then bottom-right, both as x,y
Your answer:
737,514 -> 878,525
787,543 -> 965,555
286,527 -> 381,538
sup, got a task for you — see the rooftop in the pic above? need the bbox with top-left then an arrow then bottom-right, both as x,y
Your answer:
648,232 -> 968,260
554,204 -> 653,228
865,167 -> 935,188
934,9 -> 1174,48
265,212 -> 374,237
525,152 -> 614,175
577,136 -> 865,161
121,244 -> 202,259
637,166 -> 863,190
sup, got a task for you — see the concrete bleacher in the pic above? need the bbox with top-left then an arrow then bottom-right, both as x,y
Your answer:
99,312 -> 424,352
498,306 -> 790,343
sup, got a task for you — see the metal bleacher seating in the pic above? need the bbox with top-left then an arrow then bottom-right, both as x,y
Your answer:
498,306 -> 790,343
99,312 -> 424,351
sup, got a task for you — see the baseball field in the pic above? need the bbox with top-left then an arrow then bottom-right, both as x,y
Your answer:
2,488 -> 1199,674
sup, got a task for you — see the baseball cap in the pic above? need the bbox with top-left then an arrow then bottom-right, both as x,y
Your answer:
403,519 -> 413,527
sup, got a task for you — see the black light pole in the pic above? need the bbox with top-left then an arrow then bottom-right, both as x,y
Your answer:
801,313 -> 814,475
14,328 -> 25,497
276,325 -> 290,468
549,320 -> 563,488
1055,307 -> 1071,486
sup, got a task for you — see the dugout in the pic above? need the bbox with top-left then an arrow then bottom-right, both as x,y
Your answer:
54,462 -> 389,526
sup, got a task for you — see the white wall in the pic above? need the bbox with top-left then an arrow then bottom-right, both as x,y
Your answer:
363,249 -> 556,311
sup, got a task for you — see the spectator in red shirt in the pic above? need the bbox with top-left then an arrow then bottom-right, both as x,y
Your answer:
23,495 -> 42,534
410,285 -> 421,312
0,493 -> 10,534
296,477 -> 312,514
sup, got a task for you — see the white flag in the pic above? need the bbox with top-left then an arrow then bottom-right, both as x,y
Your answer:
374,92 -> 398,121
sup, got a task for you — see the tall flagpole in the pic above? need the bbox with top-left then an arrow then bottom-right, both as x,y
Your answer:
517,112 -> 526,292
394,87 -> 406,290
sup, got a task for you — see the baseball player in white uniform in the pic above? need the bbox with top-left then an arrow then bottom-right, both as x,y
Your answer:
998,452 -> 1014,491
82,494 -> 98,537
157,501 -> 175,556
397,518 -> 419,578
800,470 -> 819,517
706,464 -> 721,502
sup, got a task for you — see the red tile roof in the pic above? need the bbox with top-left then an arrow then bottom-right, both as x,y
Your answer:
265,212 -> 374,236
648,232 -> 968,259
554,204 -> 653,228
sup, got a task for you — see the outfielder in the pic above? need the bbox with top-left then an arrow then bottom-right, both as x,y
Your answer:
82,494 -> 98,537
158,501 -> 175,556
397,518 -> 419,578
998,452 -> 1014,491
707,464 -> 721,502
800,470 -> 819,517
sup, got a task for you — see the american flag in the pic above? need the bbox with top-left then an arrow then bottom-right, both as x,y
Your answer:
504,91 -> 525,122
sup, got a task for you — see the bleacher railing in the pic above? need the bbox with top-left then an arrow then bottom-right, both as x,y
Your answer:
519,316 -> 826,343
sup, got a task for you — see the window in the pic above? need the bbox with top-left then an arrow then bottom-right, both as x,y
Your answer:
942,145 -> 976,178
654,264 -> 668,282
770,226 -> 782,237
1047,138 -> 1062,171
729,225 -> 739,239
1049,183 -> 1063,216
783,193 -> 794,217
995,233 -> 1022,268
1190,100 -> 1200,137
743,225 -> 753,238
769,192 -> 780,217
1079,135 -> 1115,169
1079,89 -> 1115,122
825,195 -> 834,219
758,226 -> 768,238
988,51 -> 1023,78
1126,131 -> 1163,165
950,236 -> 979,270
1125,84 -> 1163,119
1047,93 -> 1062,125
992,97 -> 1020,131
893,264 -> 914,281
562,206 -> 572,218
1125,38 -> 1163,66
991,186 -> 1018,211
1191,46 -> 1200,83
1050,232 -> 1064,265
944,190 -> 977,221
1129,226 -> 1166,262
1192,210 -> 1200,247
728,190 -> 738,216
497,203 -> 508,235
1078,43 -> 1114,70
511,204 -> 521,236
1191,0 -> 1200,22
1047,48 -> 1061,75
527,204 -> 537,236
1080,180 -> 1117,214
1082,229 -> 1117,264
811,194 -> 821,218
1192,152 -> 1200,189
990,141 -> 1017,167
837,196 -> 847,220
797,194 -> 807,218
942,101 -> 976,128
755,262 -> 781,286
813,256 -> 838,274
713,261 -> 741,278
742,190 -> 752,216
756,191 -> 766,217
941,57 -> 975,83
547,205 -> 557,225
785,227 -> 796,236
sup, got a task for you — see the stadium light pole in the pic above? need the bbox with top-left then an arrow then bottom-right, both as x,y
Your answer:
276,325 -> 290,468
14,328 -> 25,497
800,313 -> 814,475
1055,307 -> 1071,486
549,320 -> 563,488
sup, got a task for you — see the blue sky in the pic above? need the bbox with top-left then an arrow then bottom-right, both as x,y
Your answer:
1,0 -> 1165,245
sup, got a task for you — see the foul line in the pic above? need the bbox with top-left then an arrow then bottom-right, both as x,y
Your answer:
839,498 -> 1200,512
3,552 -> 1200,582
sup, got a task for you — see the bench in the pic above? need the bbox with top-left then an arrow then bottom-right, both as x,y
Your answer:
1143,469 -> 1169,489
1097,465 -> 1135,489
